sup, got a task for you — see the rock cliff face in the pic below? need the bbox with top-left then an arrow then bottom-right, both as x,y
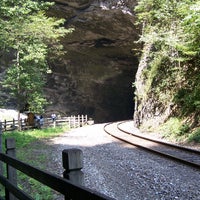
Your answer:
45,0 -> 139,122
133,43 -> 173,129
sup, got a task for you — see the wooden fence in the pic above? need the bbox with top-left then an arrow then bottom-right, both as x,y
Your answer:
49,115 -> 89,128
1,115 -> 91,132
0,123 -> 113,200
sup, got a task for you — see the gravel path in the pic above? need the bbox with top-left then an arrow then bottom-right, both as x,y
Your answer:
46,123 -> 200,200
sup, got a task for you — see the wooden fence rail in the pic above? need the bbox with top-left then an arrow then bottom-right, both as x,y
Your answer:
1,115 -> 91,131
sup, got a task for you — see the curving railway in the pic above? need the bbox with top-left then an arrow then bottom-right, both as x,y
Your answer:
104,121 -> 200,170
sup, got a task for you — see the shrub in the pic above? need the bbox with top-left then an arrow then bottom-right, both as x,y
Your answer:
159,117 -> 190,140
179,124 -> 190,135
188,128 -> 200,143
159,118 -> 181,137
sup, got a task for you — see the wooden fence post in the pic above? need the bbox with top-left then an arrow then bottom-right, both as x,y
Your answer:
5,138 -> 17,200
73,116 -> 76,128
53,120 -> 56,128
62,149 -> 84,200
4,119 -> 6,131
67,117 -> 70,128
81,115 -> 83,127
20,118 -> 23,130
62,148 -> 84,186
0,121 -> 3,175
13,118 -> 15,129
77,115 -> 81,127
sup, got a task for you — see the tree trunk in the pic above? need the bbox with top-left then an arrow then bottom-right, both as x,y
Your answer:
16,48 -> 22,131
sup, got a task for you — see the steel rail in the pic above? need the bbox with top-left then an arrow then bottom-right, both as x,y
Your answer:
117,121 -> 200,153
104,121 -> 200,170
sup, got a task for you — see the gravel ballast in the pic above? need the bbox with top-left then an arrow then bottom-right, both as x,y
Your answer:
46,123 -> 200,200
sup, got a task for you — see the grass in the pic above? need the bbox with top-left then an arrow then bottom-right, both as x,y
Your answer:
158,118 -> 183,140
1,126 -> 68,199
158,117 -> 200,144
188,128 -> 200,143
2,126 -> 67,149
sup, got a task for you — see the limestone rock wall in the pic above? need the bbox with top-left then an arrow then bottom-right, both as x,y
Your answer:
45,0 -> 139,122
0,0 -> 139,123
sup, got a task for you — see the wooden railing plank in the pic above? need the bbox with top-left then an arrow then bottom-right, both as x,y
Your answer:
0,175 -> 33,200
0,153 -> 113,200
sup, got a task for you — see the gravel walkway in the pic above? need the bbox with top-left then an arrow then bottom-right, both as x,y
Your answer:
46,123 -> 200,200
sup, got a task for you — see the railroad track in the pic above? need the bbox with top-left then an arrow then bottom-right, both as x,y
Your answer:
104,121 -> 200,170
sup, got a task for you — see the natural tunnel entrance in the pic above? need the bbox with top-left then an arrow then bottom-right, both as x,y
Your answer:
45,0 -> 139,123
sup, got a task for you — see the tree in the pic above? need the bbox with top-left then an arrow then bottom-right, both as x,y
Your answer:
0,0 -> 73,128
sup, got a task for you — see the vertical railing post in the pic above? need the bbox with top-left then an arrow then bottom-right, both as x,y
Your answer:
20,118 -> 23,130
13,118 -> 15,130
53,119 -> 56,128
62,148 -> 84,182
67,117 -> 70,128
81,115 -> 84,127
0,121 -> 3,175
70,116 -> 72,128
78,115 -> 80,127
5,138 -> 17,200
4,119 -> 6,131
73,116 -> 76,128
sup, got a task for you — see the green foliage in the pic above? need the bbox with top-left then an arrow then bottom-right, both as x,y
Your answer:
159,118 -> 181,137
135,0 -> 200,122
135,0 -> 183,99
173,74 -> 200,115
0,0 -> 73,114
159,118 -> 190,140
188,128 -> 200,143
19,175 -> 54,200
178,1 -> 200,57
144,51 -> 166,93
179,124 -> 190,135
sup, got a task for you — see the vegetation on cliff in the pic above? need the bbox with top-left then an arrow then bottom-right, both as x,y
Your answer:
134,0 -> 200,142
